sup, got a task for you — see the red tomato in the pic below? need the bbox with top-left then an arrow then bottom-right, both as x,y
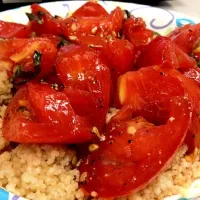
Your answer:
3,82 -> 93,143
28,4 -> 63,36
100,39 -> 135,104
117,67 -> 185,124
79,97 -> 191,198
168,23 -> 200,54
55,45 -> 111,130
0,21 -> 31,39
158,66 -> 200,153
72,2 -> 109,17
0,38 -> 57,79
62,7 -> 124,42
136,36 -> 196,69
122,17 -> 154,47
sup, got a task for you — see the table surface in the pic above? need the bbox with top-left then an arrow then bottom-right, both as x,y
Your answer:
159,0 -> 200,18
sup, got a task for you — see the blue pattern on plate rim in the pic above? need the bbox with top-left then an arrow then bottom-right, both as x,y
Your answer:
0,1 -> 199,200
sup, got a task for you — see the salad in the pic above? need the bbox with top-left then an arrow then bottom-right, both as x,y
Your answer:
0,1 -> 200,200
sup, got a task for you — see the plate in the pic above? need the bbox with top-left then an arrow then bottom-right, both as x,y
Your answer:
0,1 -> 200,200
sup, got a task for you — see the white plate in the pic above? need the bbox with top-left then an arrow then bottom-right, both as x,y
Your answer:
0,1 -> 200,200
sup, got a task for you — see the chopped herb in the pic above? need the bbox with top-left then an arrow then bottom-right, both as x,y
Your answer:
33,51 -> 42,67
13,65 -> 23,78
153,32 -> 160,37
11,51 -> 42,86
54,15 -> 62,19
124,10 -> 131,19
57,38 -> 71,48
26,11 -> 45,25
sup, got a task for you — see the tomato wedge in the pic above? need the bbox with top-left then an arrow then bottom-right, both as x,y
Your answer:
62,7 -> 124,42
0,38 -> 57,80
72,2 -> 109,17
3,82 -> 93,143
0,21 -> 32,39
122,17 -> 154,47
28,4 -> 63,36
55,44 -> 111,130
79,97 -> 191,198
136,36 -> 196,69
117,67 -> 185,124
168,23 -> 200,54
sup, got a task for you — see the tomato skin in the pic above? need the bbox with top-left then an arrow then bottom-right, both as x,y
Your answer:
62,7 -> 124,42
3,82 -> 93,143
103,39 -> 135,85
0,38 -> 57,78
122,17 -> 154,47
79,97 -> 191,198
55,45 -> 111,130
136,36 -> 196,69
72,2 -> 109,17
169,24 -> 200,54
117,67 -> 185,124
0,21 -> 31,39
29,4 -> 63,36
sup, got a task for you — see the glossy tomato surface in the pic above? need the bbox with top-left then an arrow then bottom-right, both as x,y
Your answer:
3,82 -> 93,143
0,21 -> 32,39
80,97 -> 191,198
56,44 -> 111,130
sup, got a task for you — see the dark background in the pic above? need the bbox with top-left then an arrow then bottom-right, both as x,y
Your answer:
0,0 -> 168,11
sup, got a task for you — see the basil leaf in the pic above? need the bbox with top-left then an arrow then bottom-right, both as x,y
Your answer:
57,38 -> 71,49
13,65 -> 23,78
26,12 -> 44,25
124,10 -> 131,19
33,51 -> 42,67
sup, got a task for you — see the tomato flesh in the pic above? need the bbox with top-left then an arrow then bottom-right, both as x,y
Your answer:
136,36 -> 196,69
56,44 -> 111,130
0,21 -> 31,39
169,24 -> 200,54
80,97 -> 191,198
72,2 -> 109,17
3,82 -> 93,143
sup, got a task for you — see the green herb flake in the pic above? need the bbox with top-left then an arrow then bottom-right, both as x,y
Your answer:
124,10 -> 131,19
26,12 -> 44,25
57,38 -> 70,48
33,51 -> 42,67
13,65 -> 23,78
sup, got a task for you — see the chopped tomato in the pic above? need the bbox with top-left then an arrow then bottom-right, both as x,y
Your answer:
122,17 -> 154,47
72,2 -> 109,17
0,38 -> 57,80
62,7 -> 124,42
117,66 -> 200,153
79,97 -> 191,198
168,23 -> 200,54
28,4 -> 63,36
136,36 -> 196,69
117,67 -> 185,124
101,39 -> 135,103
0,21 -> 32,39
3,82 -> 93,143
55,44 -> 111,130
